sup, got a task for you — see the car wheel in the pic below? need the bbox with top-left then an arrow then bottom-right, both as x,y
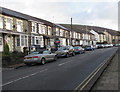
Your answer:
66,53 -> 69,58
41,58 -> 46,65
72,52 -> 75,56
54,56 -> 57,61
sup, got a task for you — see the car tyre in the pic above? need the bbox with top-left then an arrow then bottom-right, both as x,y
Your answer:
41,58 -> 46,65
54,56 -> 57,61
66,53 -> 69,58
72,52 -> 75,56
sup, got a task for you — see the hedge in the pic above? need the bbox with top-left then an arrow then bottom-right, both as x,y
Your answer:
2,52 -> 26,67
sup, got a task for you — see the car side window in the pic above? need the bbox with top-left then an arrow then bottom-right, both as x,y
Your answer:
43,51 -> 51,54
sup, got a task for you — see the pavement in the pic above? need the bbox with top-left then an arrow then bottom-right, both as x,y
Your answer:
91,47 -> 119,91
1,47 -> 118,91
1,63 -> 25,72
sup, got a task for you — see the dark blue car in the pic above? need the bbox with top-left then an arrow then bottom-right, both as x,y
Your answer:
85,46 -> 94,51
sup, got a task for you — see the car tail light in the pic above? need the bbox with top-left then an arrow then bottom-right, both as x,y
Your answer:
32,56 -> 39,58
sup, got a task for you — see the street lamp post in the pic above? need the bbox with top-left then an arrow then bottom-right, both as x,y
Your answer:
70,17 -> 72,46
85,25 -> 88,46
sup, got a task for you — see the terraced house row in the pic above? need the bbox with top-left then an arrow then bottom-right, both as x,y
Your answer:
0,7 -> 120,52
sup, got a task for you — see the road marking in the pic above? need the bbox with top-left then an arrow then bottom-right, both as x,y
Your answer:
0,69 -> 48,87
74,51 -> 116,92
58,60 -> 73,66
80,60 -> 106,90
74,59 -> 107,92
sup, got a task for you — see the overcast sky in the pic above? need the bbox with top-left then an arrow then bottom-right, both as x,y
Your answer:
0,0 -> 119,30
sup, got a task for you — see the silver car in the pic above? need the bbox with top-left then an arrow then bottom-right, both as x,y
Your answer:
24,50 -> 57,65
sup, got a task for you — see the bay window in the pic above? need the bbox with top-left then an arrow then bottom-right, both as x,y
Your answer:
21,36 -> 25,46
16,35 -> 28,47
16,36 -> 20,46
32,36 -> 35,45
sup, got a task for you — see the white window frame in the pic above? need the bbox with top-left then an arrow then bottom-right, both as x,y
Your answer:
6,17 -> 13,30
32,22 -> 37,33
56,28 -> 59,36
41,25 -> 46,34
16,36 -> 21,46
0,16 -> 3,29
17,20 -> 23,32
31,36 -> 35,45
48,26 -> 52,35
60,29 -> 64,37
39,24 -> 42,34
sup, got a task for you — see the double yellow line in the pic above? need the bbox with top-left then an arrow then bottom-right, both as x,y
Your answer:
74,58 -> 108,92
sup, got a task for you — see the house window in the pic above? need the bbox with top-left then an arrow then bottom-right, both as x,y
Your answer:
6,18 -> 13,30
41,25 -> 46,34
60,29 -> 64,36
16,36 -> 20,46
76,33 -> 77,38
70,31 -> 72,38
48,27 -> 52,35
39,36 -> 44,47
79,34 -> 81,39
32,22 -> 37,33
39,24 -> 42,34
56,28 -> 59,36
32,37 -> 35,45
65,31 -> 68,37
25,36 -> 28,46
21,36 -> 25,46
0,16 -> 3,29
50,39 -> 54,46
73,32 -> 76,38
36,37 -> 40,45
17,20 -> 23,32
0,37 -> 3,45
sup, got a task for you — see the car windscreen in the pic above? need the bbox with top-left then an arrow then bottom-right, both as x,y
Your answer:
74,47 -> 80,49
58,47 -> 68,51
43,51 -> 51,54
30,51 -> 43,54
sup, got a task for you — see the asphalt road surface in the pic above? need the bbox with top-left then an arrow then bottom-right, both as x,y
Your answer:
2,47 -> 118,90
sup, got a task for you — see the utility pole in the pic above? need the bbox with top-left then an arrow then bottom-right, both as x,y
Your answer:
86,25 -> 88,45
70,17 -> 72,46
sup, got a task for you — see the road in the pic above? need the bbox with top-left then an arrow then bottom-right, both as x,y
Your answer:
2,47 -> 118,90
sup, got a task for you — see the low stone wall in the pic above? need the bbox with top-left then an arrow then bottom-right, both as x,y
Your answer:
2,52 -> 26,67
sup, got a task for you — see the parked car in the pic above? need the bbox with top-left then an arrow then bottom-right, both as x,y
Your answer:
55,46 -> 75,57
84,46 -> 94,51
97,44 -> 104,48
24,50 -> 57,65
73,46 -> 85,54
115,44 -> 120,47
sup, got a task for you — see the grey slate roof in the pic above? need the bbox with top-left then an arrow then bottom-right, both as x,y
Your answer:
59,24 -> 94,35
0,7 -> 55,27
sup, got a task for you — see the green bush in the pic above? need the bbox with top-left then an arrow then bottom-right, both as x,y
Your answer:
3,42 -> 10,55
2,51 -> 26,67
